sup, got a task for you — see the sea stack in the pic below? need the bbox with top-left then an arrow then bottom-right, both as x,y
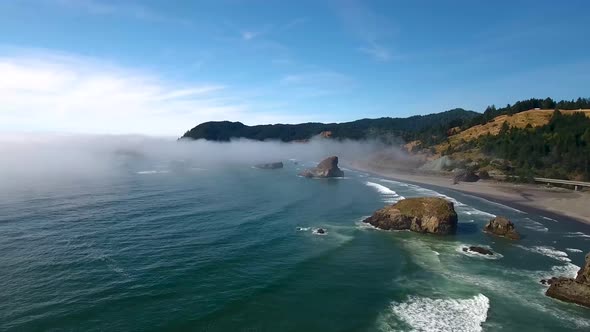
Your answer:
483,216 -> 520,240
363,197 -> 458,235
255,162 -> 283,169
299,156 -> 344,178
546,252 -> 590,308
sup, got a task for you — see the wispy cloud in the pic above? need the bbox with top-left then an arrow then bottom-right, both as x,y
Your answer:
359,43 -> 392,62
240,30 -> 262,41
334,0 -> 396,62
0,49 -> 303,135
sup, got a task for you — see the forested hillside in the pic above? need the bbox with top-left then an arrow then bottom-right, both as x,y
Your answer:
181,97 -> 590,181
181,108 -> 478,144
478,111 -> 590,180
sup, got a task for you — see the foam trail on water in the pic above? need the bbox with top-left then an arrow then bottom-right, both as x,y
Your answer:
389,294 -> 489,332
564,231 -> 590,239
515,245 -> 571,262
566,248 -> 583,253
365,182 -> 404,203
461,193 -> 525,213
521,218 -> 549,232
136,170 -> 169,175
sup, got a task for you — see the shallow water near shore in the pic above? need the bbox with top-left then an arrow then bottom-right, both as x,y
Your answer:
2,160 -> 590,331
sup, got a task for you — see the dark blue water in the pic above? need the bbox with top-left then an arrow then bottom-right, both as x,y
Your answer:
1,160 -> 590,331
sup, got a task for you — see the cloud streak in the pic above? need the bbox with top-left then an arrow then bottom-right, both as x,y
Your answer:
335,0 -> 396,62
0,49 -> 282,135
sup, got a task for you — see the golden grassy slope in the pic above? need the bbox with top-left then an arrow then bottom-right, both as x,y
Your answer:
450,109 -> 590,144
428,109 -> 590,160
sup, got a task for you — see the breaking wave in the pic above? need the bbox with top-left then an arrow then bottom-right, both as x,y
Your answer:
366,182 -> 404,203
389,294 -> 489,332
515,245 -> 571,262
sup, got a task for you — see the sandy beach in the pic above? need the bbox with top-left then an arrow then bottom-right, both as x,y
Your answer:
351,161 -> 590,225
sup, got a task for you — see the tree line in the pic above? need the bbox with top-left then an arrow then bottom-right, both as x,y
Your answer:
477,110 -> 590,181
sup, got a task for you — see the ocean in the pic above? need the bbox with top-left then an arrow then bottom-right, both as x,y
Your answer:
2,157 -> 590,331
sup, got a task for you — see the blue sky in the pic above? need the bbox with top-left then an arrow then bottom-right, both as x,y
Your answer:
1,0 -> 589,135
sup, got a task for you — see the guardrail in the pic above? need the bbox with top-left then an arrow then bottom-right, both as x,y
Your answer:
533,177 -> 590,191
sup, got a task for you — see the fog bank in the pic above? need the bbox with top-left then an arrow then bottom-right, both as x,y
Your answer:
0,134 -> 414,191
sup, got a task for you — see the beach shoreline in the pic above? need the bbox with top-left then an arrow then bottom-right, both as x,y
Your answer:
350,161 -> 590,226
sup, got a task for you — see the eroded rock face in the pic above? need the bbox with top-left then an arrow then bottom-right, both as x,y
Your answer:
483,217 -> 520,240
299,156 -> 344,178
363,197 -> 458,235
255,162 -> 283,169
546,253 -> 590,308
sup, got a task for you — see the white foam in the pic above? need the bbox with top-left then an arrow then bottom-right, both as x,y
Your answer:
379,178 -> 411,187
462,208 -> 496,218
551,263 -> 581,278
515,245 -> 571,262
564,231 -> 590,239
542,216 -> 558,222
366,182 -> 404,203
296,227 -> 310,231
136,170 -> 169,174
390,294 -> 489,332
366,181 -> 398,195
521,218 -> 549,232
566,248 -> 583,253
461,193 -> 525,213
456,244 -> 503,260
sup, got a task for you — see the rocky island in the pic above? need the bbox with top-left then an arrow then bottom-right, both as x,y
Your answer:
363,197 -> 458,235
483,216 -> 521,240
255,162 -> 283,169
299,156 -> 344,178
546,252 -> 590,308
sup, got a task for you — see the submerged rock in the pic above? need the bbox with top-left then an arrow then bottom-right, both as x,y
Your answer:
363,197 -> 458,235
315,228 -> 326,234
483,216 -> 520,240
546,253 -> 590,308
255,162 -> 283,169
299,156 -> 344,178
463,246 -> 494,256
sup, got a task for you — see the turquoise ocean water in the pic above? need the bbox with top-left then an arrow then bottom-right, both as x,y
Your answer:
1,159 -> 590,331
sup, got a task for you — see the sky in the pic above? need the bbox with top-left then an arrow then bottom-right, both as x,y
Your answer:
1,0 -> 589,136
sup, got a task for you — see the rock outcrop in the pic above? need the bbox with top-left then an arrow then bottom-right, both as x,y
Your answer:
546,252 -> 590,308
463,246 -> 494,256
299,156 -> 344,178
363,197 -> 458,235
483,216 -> 520,240
255,162 -> 283,169
452,169 -> 480,183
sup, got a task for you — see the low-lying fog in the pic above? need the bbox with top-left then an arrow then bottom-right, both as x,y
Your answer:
0,133 -> 414,192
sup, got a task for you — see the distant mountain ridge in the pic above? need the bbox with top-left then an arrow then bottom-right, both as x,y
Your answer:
180,108 -> 479,143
